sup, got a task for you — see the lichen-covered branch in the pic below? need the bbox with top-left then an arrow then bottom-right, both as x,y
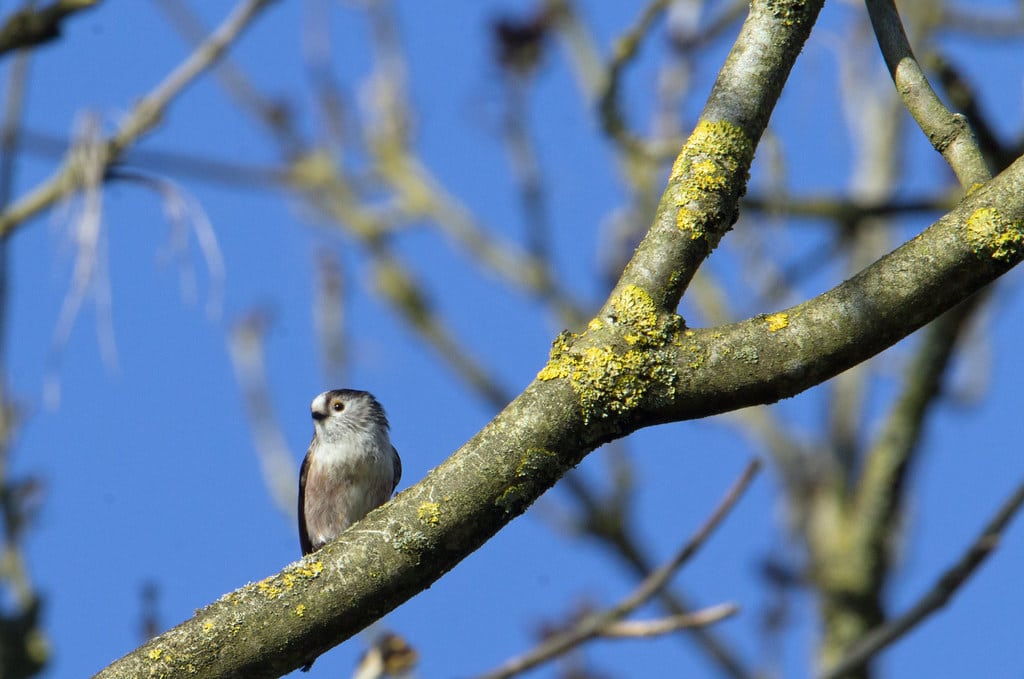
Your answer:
96,147 -> 1024,676
606,1 -> 825,314
656,160 -> 1023,420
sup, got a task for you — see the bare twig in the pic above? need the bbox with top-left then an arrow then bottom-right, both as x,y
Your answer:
941,7 -> 1024,37
600,604 -> 739,638
597,0 -> 670,152
313,251 -> 347,385
818,477 -> 1024,679
0,0 -> 277,236
227,311 -> 299,520
559,467 -> 754,679
0,0 -> 99,57
854,296 -> 981,567
14,127 -> 285,189
742,193 -> 955,221
477,459 -> 760,679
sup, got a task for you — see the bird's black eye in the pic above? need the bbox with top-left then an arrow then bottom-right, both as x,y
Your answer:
332,401 -> 345,412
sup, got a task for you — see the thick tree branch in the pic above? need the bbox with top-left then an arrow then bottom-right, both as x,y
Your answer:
606,0 -> 825,314
639,156 -> 1024,426
95,142 -> 1024,679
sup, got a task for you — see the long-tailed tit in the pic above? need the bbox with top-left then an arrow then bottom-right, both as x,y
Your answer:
298,389 -> 402,556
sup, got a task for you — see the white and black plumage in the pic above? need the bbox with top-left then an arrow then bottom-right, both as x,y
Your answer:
298,389 -> 402,556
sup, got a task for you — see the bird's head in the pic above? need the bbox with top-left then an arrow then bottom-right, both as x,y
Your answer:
310,389 -> 390,443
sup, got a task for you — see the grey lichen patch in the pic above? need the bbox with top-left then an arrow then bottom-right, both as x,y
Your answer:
676,329 -> 709,370
734,345 -> 759,364
965,207 -> 1024,263
537,285 -> 683,424
668,120 -> 754,248
390,524 -> 431,556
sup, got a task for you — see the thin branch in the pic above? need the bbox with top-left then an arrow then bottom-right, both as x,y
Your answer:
152,0 -> 298,149
597,0 -> 671,153
669,0 -> 748,53
854,296 -> 981,564
559,467 -> 754,679
865,0 -> 990,188
0,0 -> 99,57
939,7 -> 1024,38
0,0 -> 277,236
476,459 -> 760,679
818,477 -> 1024,679
544,0 -> 606,101
227,311 -> 299,521
15,127 -> 286,190
600,605 -> 739,638
742,193 -> 955,221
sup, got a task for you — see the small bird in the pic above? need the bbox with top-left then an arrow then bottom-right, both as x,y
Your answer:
297,390 -> 402,671
298,389 -> 402,556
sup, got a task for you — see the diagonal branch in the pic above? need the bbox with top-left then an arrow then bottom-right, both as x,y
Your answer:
92,144 -> 1024,679
0,0 -> 277,237
853,296 -> 980,566
818,476 -> 1024,679
606,1 -> 825,314
477,459 -> 759,679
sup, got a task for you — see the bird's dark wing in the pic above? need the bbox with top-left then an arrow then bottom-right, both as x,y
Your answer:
391,445 -> 402,493
298,450 -> 314,556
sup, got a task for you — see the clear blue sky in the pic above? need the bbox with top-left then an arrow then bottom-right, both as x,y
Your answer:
4,1 -> 1024,677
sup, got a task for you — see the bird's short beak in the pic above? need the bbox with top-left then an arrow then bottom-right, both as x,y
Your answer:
312,410 -> 327,421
